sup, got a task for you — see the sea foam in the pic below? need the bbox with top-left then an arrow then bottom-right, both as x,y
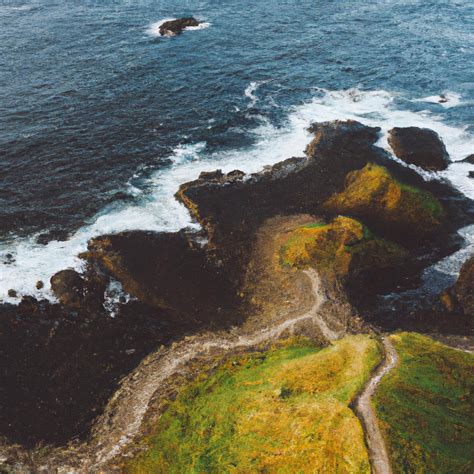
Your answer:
1,88 -> 473,303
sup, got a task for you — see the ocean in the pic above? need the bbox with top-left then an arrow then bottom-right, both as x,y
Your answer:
1,0 -> 473,302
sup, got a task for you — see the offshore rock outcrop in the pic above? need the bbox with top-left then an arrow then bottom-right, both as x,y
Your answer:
388,126 -> 450,171
159,17 -> 200,36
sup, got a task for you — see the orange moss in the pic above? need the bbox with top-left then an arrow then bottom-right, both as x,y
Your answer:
322,163 -> 444,236
280,216 -> 408,280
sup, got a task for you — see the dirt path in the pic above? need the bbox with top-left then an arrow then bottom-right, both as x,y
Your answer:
31,268 -> 341,472
354,337 -> 398,474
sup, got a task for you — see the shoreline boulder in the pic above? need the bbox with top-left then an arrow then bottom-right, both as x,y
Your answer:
50,269 -> 85,307
388,127 -> 450,171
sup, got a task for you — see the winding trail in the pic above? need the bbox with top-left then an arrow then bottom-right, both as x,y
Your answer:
354,337 -> 398,474
73,269 -> 340,471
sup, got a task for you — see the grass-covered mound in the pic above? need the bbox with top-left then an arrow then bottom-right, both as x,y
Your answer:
279,216 -> 408,281
374,333 -> 474,473
322,163 -> 444,240
126,335 -> 382,473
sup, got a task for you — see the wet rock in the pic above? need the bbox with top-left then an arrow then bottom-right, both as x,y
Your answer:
469,171 -> 474,179
159,17 -> 200,36
454,255 -> 474,317
461,154 -> 474,164
7,289 -> 17,298
50,269 -> 85,307
388,127 -> 450,171
36,280 -> 44,290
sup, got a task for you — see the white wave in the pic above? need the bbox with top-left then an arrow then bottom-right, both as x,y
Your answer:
1,87 -> 473,303
244,80 -> 269,108
412,91 -> 462,108
146,18 -> 210,37
0,5 -> 34,13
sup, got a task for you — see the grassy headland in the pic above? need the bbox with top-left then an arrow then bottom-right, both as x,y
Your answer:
126,335 -> 382,473
374,332 -> 474,473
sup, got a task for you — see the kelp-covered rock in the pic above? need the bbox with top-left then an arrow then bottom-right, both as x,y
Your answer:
322,163 -> 444,243
159,17 -> 200,36
280,216 -> 409,285
86,231 -> 240,323
388,127 -> 450,171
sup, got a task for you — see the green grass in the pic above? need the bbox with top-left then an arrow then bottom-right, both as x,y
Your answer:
126,335 -> 382,474
373,332 -> 474,474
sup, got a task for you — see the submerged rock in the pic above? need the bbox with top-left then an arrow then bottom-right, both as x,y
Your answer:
159,17 -> 200,36
388,127 -> 450,171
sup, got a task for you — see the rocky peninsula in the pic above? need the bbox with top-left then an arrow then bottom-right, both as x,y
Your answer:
0,120 -> 472,472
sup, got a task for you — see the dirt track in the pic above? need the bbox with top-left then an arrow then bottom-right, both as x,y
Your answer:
354,337 -> 398,474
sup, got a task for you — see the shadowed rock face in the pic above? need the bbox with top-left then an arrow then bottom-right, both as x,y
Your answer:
388,127 -> 450,171
159,17 -> 200,36
86,231 -> 241,324
454,255 -> 474,317
0,298 -> 184,447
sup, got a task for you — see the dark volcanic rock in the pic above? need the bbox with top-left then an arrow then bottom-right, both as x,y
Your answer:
388,126 -> 450,171
86,231 -> 240,324
461,154 -> 474,164
177,121 -> 465,253
454,255 -> 474,317
159,17 -> 200,36
0,298 -> 186,447
50,269 -> 85,307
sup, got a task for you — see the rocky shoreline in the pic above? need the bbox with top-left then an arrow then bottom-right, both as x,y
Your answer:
0,120 -> 473,472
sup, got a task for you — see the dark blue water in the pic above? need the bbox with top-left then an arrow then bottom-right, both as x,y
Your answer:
1,0 -> 473,300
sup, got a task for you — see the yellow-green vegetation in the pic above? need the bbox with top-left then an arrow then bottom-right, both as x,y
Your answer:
322,163 -> 444,235
279,215 -> 408,279
374,333 -> 474,473
126,335 -> 382,474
